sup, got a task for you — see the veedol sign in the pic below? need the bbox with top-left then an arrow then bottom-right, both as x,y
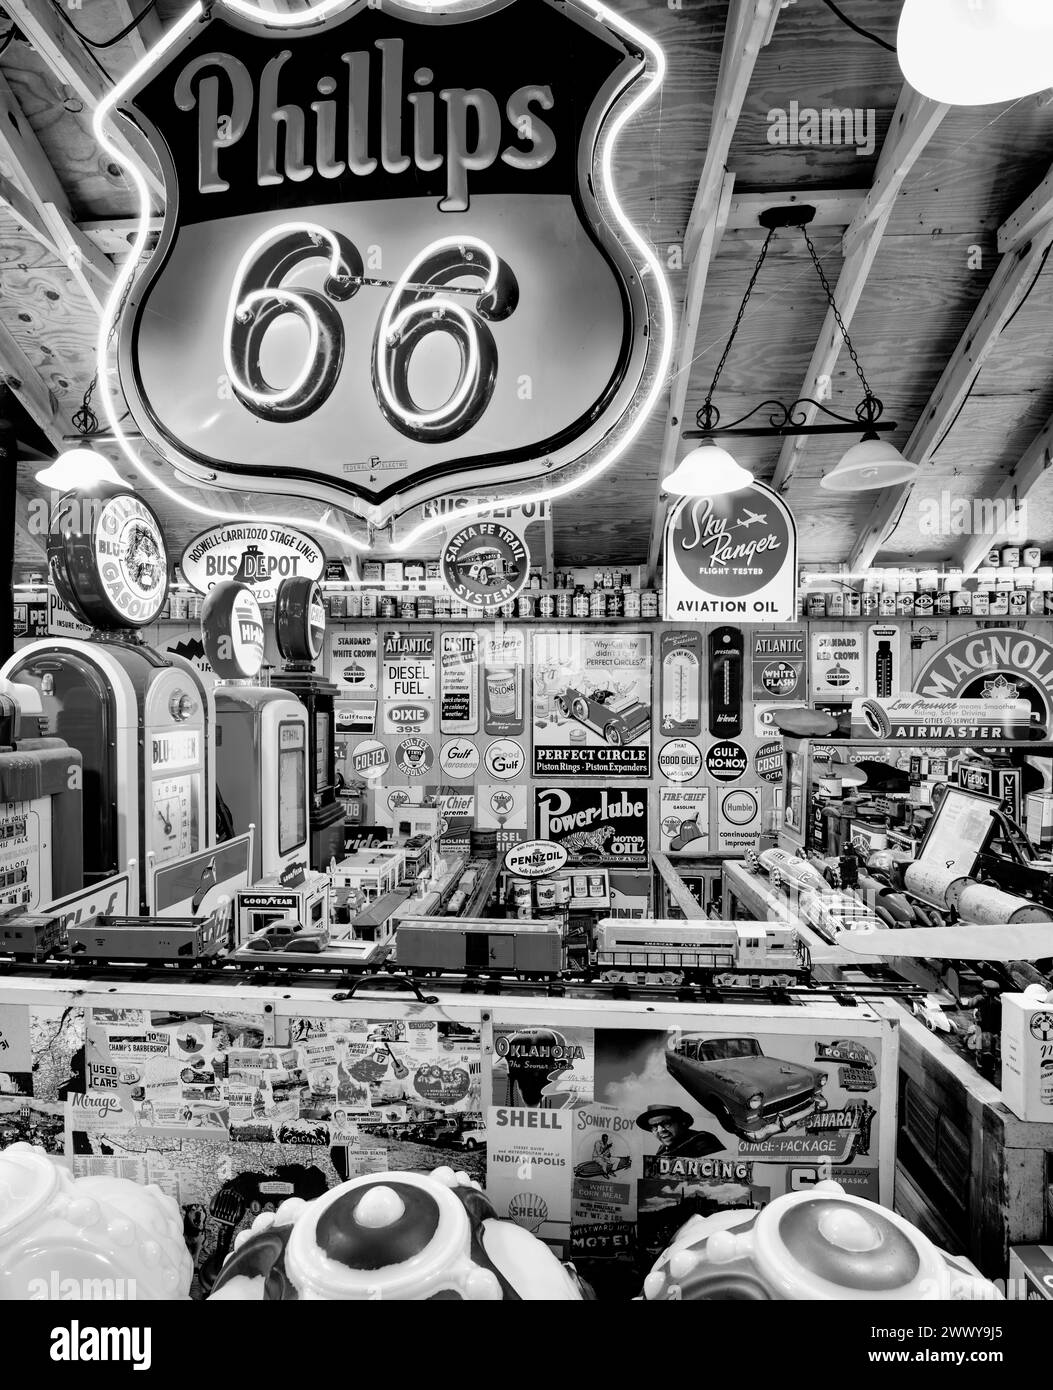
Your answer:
115,0 -> 661,525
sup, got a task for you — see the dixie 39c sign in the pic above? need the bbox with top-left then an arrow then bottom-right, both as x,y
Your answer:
114,0 -> 663,524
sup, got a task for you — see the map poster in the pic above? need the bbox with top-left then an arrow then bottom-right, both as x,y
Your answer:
532,630 -> 652,776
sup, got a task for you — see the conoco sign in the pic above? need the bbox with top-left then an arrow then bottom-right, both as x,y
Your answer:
115,0 -> 660,524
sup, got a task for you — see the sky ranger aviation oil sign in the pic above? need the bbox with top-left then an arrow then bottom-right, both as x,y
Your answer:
114,0 -> 661,525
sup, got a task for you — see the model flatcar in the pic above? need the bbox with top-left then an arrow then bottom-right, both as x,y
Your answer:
591,920 -> 810,987
67,915 -> 226,963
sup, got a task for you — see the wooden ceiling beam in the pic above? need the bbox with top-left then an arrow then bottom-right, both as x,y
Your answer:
770,85 -> 948,495
850,217 -> 1053,571
726,188 -> 866,231
958,412 -> 1053,574
110,0 -> 165,63
998,164 -> 1053,253
0,0 -> 164,204
0,320 -> 63,447
644,0 -> 779,585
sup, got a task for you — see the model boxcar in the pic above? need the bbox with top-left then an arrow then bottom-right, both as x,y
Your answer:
0,912 -> 64,962
394,917 -> 566,977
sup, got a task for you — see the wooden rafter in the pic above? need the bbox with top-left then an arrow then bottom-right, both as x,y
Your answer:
644,0 -> 779,584
958,412 -> 1053,574
0,0 -> 164,203
771,85 -> 948,494
111,0 -> 165,63
0,319 -> 62,446
850,206 -> 1053,572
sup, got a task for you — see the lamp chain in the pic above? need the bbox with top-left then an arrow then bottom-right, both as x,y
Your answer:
802,226 -> 880,421
699,226 -> 776,429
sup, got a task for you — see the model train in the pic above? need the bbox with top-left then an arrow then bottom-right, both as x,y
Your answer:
0,907 -> 811,989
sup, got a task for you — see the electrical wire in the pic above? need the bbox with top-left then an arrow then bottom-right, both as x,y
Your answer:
51,0 -> 160,51
819,0 -> 897,54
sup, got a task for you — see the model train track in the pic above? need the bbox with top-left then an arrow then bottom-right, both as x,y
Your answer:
0,956 -> 923,1005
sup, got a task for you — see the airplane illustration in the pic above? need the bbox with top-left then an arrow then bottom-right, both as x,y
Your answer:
734,509 -> 767,529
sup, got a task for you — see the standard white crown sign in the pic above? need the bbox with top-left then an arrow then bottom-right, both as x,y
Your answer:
112,0 -> 665,525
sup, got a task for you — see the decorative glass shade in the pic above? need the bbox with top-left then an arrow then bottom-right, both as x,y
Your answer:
35,445 -> 126,493
820,435 -> 916,492
663,441 -> 754,496
898,0 -> 1053,106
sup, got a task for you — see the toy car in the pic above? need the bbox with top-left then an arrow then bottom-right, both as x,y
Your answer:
243,921 -> 328,953
665,1035 -> 827,1143
454,1123 -> 487,1150
553,687 -> 650,746
745,846 -> 827,894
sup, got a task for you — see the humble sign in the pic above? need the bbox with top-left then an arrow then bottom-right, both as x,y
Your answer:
115,0 -> 660,524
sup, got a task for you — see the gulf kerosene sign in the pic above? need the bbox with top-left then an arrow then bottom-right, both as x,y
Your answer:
114,0 -> 661,524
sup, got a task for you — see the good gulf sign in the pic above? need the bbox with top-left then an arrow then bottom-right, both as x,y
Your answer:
181,524 -> 323,605
504,839 -> 570,878
114,0 -> 661,525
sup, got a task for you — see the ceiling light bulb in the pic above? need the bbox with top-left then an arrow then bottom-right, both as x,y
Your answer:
898,0 -> 1053,106
663,442 -> 754,496
35,445 -> 127,494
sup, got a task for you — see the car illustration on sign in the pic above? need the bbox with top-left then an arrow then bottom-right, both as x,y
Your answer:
554,686 -> 650,746
665,1036 -> 827,1142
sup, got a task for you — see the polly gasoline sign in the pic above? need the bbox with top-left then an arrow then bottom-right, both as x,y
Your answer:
114,0 -> 660,525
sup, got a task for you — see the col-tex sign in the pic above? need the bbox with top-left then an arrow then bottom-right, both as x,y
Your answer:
115,0 -> 657,525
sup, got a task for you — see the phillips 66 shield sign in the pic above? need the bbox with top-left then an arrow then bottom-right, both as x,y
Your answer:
113,0 -> 662,524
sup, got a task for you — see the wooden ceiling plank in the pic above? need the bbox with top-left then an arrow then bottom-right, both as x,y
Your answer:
0,67 -> 71,213
770,85 -> 948,495
958,412 -> 1053,573
644,0 -> 778,585
727,189 -> 866,230
39,203 -> 112,315
110,0 -> 165,63
850,220 -> 1053,571
0,0 -> 164,203
644,173 -> 735,584
13,489 -> 45,564
683,0 -> 779,267
0,318 -> 62,446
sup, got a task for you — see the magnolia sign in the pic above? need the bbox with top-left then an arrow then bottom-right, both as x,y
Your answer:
916,628 -> 1053,733
114,0 -> 661,524
663,481 -> 797,622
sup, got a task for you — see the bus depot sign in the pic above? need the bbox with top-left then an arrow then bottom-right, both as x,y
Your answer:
115,0 -> 661,525
181,523 -> 323,604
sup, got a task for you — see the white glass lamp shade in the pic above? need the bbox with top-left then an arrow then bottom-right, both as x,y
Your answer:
35,445 -> 125,493
898,0 -> 1053,106
820,436 -> 916,493
663,441 -> 754,496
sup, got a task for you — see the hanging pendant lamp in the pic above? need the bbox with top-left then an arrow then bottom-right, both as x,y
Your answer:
662,440 -> 754,496
676,204 -> 914,495
898,0 -> 1053,107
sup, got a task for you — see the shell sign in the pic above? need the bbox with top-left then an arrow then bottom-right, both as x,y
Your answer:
112,0 -> 668,525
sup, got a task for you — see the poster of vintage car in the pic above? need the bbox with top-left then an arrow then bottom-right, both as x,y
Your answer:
532,631 -> 652,776
534,786 -> 648,867
482,1012 -> 893,1269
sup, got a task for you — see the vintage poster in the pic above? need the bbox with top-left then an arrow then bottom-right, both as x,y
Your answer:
476,784 -> 529,854
811,629 -> 865,699
0,1097 -> 64,1152
490,1024 -> 594,1108
328,628 -> 379,695
439,630 -> 480,735
285,1015 -> 485,1181
716,786 -> 763,854
480,628 -> 526,737
535,786 -> 648,867
532,630 -> 652,776
593,1025 -> 882,1262
659,787 -> 711,856
0,1004 -> 32,1096
382,630 -> 436,702
866,624 -> 902,699
751,629 -> 806,701
659,631 -> 702,737
570,1104 -> 640,1260
486,1105 -> 574,1248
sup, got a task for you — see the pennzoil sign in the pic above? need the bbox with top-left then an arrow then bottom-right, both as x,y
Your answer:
114,0 -> 661,524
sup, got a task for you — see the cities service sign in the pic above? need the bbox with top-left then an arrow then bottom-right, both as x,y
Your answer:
115,0 -> 661,524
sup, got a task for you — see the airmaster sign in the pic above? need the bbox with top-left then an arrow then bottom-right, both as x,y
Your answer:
915,628 -> 1053,734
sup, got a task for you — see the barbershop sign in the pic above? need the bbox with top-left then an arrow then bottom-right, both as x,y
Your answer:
115,0 -> 659,523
